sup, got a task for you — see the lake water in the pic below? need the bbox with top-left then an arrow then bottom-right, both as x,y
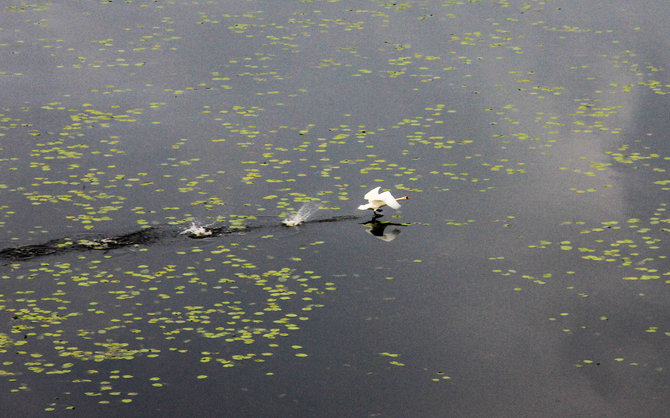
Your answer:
2,1 -> 670,416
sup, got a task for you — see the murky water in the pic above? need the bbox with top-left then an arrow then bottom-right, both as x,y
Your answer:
2,1 -> 670,416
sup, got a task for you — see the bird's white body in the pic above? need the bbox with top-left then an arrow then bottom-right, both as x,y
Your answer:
357,186 -> 407,212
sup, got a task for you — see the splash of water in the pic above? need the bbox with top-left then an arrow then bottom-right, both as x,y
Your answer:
282,201 -> 321,227
180,221 -> 213,237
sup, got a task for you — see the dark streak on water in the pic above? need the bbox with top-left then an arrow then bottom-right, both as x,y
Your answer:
0,215 -> 363,261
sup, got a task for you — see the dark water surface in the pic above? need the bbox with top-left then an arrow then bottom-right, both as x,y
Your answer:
2,1 -> 670,416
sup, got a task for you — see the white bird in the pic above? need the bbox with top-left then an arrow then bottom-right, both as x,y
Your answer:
357,186 -> 409,214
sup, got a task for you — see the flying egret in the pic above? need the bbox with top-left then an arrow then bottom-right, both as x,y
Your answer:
357,186 -> 409,214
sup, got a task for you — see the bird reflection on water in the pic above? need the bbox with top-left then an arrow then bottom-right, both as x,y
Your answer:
361,216 -> 408,242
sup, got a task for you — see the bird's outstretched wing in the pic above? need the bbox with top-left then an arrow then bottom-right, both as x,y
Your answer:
363,186 -> 381,202
377,191 -> 401,209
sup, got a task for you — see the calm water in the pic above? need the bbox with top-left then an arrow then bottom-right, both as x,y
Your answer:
2,1 -> 670,416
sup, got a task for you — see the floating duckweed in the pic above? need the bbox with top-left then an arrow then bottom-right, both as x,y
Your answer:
0,1 -> 667,414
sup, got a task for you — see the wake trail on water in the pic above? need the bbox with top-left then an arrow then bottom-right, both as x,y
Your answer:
0,211 -> 363,261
